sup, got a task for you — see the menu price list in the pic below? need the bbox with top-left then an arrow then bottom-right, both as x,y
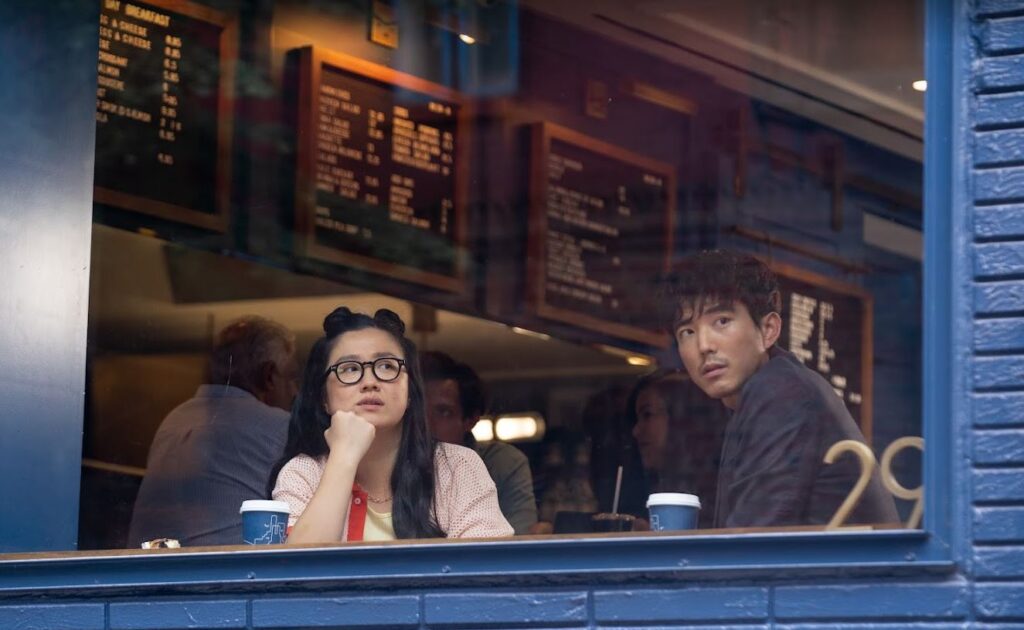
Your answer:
540,137 -> 672,336
778,275 -> 867,424
94,0 -> 222,217
312,64 -> 460,278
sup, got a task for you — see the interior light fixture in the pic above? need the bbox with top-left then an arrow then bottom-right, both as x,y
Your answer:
596,343 -> 657,368
425,7 -> 485,45
510,326 -> 551,341
494,412 -> 546,442
912,80 -> 927,92
471,418 -> 494,442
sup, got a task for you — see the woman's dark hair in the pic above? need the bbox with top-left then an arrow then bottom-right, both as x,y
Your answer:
626,369 -> 725,525
267,307 -> 444,539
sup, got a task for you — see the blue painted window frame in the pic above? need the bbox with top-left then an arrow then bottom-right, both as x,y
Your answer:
0,0 -> 960,593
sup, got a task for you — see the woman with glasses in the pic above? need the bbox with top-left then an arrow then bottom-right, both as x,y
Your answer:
268,307 -> 512,542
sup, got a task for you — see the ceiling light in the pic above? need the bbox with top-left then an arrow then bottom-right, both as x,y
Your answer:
471,418 -> 494,442
596,343 -> 656,368
494,412 -> 545,442
510,326 -> 551,341
912,80 -> 927,92
458,33 -> 476,44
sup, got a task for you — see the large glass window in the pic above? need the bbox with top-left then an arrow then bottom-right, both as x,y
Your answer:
77,0 -> 925,551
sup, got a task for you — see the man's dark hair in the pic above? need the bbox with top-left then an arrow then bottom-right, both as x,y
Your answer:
419,351 -> 486,419
661,249 -> 781,330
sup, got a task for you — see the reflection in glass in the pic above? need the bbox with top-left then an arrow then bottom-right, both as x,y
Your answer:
77,0 -> 924,551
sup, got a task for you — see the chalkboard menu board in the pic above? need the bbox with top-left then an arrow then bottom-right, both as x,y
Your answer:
294,47 -> 469,293
527,124 -> 675,347
772,261 -> 874,440
93,0 -> 235,231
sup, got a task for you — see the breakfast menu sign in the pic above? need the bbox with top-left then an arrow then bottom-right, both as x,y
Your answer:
772,261 -> 874,441
93,0 -> 236,231
527,123 -> 676,347
294,47 -> 470,293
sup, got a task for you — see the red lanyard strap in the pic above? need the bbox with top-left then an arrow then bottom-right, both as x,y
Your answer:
347,484 -> 368,542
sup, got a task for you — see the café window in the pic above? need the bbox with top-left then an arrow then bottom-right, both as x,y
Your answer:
79,0 -> 925,550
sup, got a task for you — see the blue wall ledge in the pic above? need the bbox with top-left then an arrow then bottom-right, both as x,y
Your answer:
0,530 -> 954,598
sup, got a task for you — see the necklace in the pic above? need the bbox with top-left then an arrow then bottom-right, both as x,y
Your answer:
366,491 -> 392,504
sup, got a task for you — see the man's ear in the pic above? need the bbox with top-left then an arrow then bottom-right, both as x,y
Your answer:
759,311 -> 782,350
256,361 -> 276,399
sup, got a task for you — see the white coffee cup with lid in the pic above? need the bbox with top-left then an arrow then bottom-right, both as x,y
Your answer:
646,492 -> 701,531
240,499 -> 290,544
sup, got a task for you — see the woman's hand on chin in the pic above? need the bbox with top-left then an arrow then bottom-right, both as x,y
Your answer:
324,409 -> 376,463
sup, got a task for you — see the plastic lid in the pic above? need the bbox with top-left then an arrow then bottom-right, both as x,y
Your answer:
646,492 -> 701,509
239,500 -> 290,514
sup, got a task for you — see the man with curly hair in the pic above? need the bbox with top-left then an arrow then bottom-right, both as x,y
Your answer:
664,250 -> 897,528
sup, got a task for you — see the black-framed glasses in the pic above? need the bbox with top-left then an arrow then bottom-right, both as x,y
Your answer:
325,357 -> 406,385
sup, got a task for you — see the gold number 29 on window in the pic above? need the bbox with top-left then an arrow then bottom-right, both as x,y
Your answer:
824,437 -> 924,529
880,436 -> 924,529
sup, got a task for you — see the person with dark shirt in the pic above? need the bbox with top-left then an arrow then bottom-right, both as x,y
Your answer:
663,250 -> 898,528
127,316 -> 299,547
420,351 -> 538,534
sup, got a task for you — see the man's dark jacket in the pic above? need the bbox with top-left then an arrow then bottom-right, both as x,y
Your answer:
714,347 -> 899,528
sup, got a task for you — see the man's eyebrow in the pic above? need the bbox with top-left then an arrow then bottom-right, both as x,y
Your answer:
674,302 -> 735,328
701,303 -> 735,316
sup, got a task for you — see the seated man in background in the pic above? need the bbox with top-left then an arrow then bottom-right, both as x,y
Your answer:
420,351 -> 538,534
664,250 -> 897,528
128,316 -> 298,547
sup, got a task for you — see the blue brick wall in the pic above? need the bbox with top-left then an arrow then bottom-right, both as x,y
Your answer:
109,601 -> 247,629
0,584 -> 983,629
972,0 -> 1024,623
3,1 -> 1024,629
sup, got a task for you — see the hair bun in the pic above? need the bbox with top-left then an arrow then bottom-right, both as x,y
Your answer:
373,309 -> 406,334
323,307 -> 356,335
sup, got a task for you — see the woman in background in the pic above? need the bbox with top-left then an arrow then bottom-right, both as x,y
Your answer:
268,307 -> 512,542
628,369 -> 726,528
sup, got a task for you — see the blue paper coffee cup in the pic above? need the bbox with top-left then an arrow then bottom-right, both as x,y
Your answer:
646,493 -> 701,531
240,500 -> 290,544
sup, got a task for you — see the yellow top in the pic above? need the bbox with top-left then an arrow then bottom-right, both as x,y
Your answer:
363,505 -> 396,541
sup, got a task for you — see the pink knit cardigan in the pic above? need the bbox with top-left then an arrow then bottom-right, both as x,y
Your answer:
273,442 -> 514,540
